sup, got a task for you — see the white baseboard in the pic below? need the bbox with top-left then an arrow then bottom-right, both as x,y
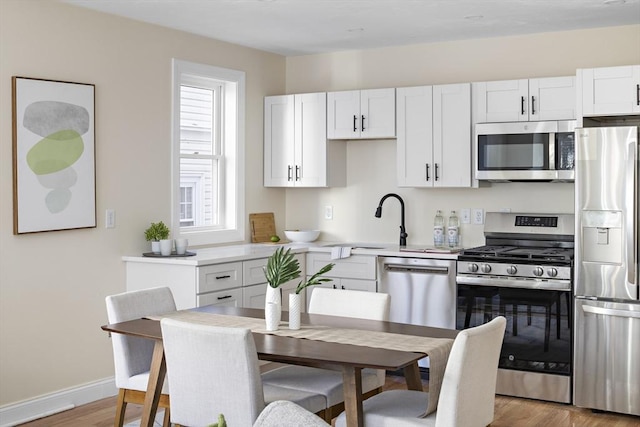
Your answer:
0,377 -> 117,427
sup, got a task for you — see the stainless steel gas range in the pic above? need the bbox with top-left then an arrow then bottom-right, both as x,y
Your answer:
455,212 -> 574,404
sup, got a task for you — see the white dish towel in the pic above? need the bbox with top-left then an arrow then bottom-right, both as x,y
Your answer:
331,246 -> 352,260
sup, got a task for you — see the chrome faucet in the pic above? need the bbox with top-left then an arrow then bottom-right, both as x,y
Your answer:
375,193 -> 408,247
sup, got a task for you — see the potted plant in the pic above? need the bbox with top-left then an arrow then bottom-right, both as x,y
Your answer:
263,247 -> 301,330
144,221 -> 170,254
288,262 -> 334,330
264,247 -> 334,330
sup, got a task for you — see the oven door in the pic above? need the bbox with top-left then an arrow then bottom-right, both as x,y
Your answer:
456,280 -> 573,403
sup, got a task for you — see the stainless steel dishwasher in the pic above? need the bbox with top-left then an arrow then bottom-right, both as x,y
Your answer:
378,256 -> 456,368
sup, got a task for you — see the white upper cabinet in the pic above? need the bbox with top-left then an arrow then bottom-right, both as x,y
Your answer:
578,65 -> 640,116
264,93 -> 345,187
397,83 -> 472,188
327,88 -> 396,139
473,76 -> 576,122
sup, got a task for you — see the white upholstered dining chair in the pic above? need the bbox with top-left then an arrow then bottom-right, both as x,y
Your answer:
160,318 -> 327,427
253,400 -> 330,427
261,288 -> 391,422
105,287 -> 177,427
334,316 -> 507,427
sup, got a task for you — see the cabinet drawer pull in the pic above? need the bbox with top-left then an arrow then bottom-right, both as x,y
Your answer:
425,163 -> 430,181
217,295 -> 233,300
521,96 -> 526,115
435,163 -> 439,181
361,115 -> 365,131
295,165 -> 300,181
353,115 -> 357,132
637,84 -> 639,106
287,165 -> 293,181
215,275 -> 231,280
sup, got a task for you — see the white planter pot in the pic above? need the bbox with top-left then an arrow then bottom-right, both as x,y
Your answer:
151,241 -> 161,254
288,293 -> 302,330
265,285 -> 282,330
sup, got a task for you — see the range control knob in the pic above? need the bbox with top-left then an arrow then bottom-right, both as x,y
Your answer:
547,268 -> 558,278
506,265 -> 518,275
533,266 -> 544,276
467,263 -> 479,273
481,264 -> 492,274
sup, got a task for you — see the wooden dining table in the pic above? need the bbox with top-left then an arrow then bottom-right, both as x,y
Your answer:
101,305 -> 458,427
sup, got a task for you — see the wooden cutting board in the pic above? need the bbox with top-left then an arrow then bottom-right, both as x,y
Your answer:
249,212 -> 276,243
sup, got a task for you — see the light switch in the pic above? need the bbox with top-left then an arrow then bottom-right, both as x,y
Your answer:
472,208 -> 484,225
106,209 -> 116,228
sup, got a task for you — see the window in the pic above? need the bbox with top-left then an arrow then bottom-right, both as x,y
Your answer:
172,59 -> 245,245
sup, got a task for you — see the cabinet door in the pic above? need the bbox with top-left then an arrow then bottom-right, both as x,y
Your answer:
433,83 -> 471,188
264,95 -> 295,187
474,79 -> 529,122
295,93 -> 328,187
327,90 -> 361,139
529,76 -> 576,121
242,283 -> 268,309
580,65 -> 640,116
360,88 -> 396,139
397,86 -> 433,187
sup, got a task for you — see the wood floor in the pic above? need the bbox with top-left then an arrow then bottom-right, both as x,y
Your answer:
17,375 -> 640,427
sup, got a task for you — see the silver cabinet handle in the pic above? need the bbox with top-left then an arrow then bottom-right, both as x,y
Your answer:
583,305 -> 640,319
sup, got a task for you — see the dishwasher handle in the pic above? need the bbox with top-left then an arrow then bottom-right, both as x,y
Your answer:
384,264 -> 449,274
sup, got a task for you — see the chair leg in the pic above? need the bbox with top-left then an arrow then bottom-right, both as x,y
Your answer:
162,407 -> 171,427
114,388 -> 127,427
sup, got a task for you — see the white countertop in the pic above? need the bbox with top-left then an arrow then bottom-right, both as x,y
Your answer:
123,241 -> 462,266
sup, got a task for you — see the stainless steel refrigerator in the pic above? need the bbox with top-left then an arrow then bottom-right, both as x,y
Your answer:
574,126 -> 640,416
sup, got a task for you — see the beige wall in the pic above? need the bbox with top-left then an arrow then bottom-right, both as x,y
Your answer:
0,0 -> 286,406
284,25 -> 640,247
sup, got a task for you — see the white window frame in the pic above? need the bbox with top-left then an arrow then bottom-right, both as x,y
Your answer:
172,59 -> 245,245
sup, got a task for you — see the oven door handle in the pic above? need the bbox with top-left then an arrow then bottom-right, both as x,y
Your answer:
581,304 -> 640,319
456,275 -> 571,291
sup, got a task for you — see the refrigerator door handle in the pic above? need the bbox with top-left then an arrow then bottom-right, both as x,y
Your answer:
627,140 -> 638,285
582,304 -> 640,319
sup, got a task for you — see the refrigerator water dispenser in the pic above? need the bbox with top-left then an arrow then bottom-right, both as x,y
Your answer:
580,210 -> 622,264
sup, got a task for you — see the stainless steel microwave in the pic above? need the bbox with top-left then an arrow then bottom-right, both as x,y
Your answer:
475,120 -> 576,182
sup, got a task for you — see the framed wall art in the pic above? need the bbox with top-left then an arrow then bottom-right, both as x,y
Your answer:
12,76 -> 96,234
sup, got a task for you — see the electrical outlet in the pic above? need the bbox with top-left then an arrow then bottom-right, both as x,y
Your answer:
460,208 -> 471,224
105,209 -> 116,228
324,205 -> 333,220
472,208 -> 484,225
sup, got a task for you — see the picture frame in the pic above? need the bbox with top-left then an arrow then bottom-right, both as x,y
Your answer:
12,76 -> 96,234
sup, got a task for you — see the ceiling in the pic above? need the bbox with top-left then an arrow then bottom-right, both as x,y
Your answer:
62,0 -> 640,56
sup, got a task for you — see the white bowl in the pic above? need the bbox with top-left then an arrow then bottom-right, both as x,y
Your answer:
284,230 -> 320,243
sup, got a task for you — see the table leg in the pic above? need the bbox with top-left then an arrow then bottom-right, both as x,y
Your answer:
342,366 -> 364,427
403,362 -> 424,391
140,340 -> 166,427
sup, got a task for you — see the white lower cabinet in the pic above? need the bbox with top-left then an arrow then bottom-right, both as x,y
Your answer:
305,253 -> 377,309
124,253 -> 305,310
242,254 -> 306,311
